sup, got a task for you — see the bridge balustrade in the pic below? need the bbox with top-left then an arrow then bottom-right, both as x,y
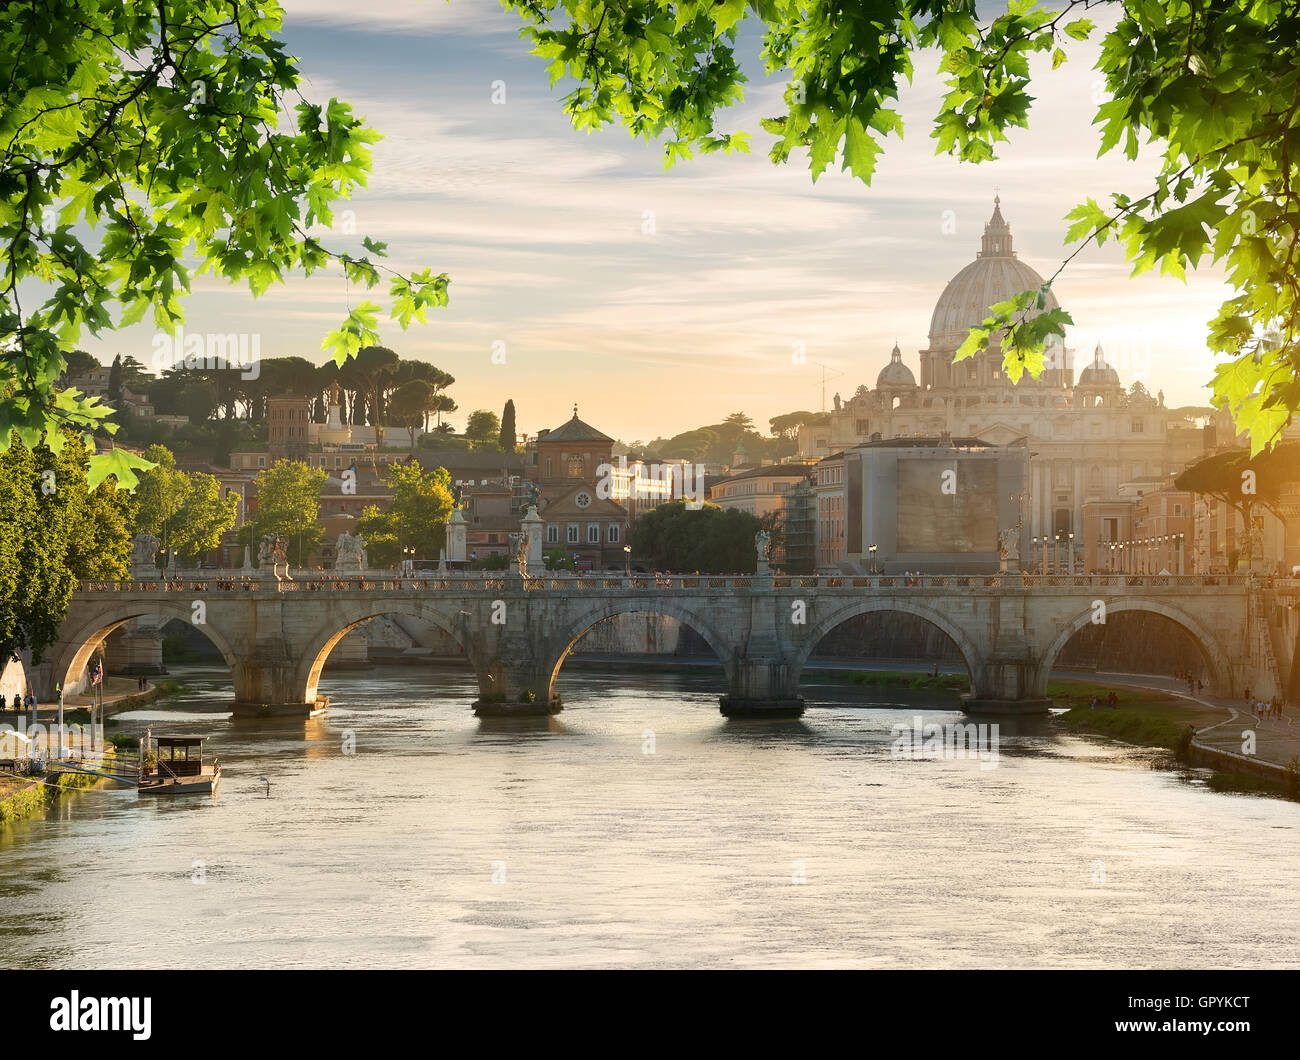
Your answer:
76,573 -> 1250,594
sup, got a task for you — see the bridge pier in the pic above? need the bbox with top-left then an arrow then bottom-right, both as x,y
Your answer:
472,656 -> 562,717
232,637 -> 321,717
962,658 -> 1051,715
472,617 -> 562,717
719,659 -> 805,719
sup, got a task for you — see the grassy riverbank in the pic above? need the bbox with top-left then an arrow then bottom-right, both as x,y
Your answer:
0,769 -> 101,827
1050,680 -> 1225,756
1050,679 -> 1299,801
804,668 -> 970,692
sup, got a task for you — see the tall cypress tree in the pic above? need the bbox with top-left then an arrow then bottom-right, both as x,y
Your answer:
107,353 -> 123,404
499,398 -> 517,452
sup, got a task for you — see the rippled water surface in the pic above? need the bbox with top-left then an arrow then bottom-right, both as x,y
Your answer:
1,665 -> 1297,968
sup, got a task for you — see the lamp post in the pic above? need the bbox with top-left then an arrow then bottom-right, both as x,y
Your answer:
403,545 -> 415,574
623,544 -> 631,577
868,543 -> 878,574
1068,531 -> 1075,574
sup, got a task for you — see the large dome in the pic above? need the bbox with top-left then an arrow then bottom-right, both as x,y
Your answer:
928,198 -> 1058,350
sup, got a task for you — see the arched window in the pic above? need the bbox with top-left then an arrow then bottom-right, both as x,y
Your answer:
567,455 -> 584,477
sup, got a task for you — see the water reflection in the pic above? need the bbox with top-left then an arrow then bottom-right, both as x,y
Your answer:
0,663 -> 1295,969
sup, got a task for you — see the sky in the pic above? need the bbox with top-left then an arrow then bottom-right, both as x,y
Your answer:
81,0 -> 1232,443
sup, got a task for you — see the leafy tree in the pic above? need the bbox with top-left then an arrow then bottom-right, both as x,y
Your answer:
631,501 -> 761,573
431,393 -> 458,429
248,459 -> 327,567
59,349 -> 100,382
770,411 -> 821,439
499,399 -> 517,451
723,411 -> 754,432
341,345 -> 400,443
1,1 -> 448,490
0,431 -> 134,663
355,461 -> 454,567
390,379 -> 438,449
505,0 -> 1300,450
1174,441 -> 1300,564
466,409 -> 501,441
132,444 -> 237,562
148,370 -> 218,423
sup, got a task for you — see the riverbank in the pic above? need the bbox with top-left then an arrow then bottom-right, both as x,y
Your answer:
1050,679 -> 1300,801
0,769 -> 101,827
0,677 -> 185,727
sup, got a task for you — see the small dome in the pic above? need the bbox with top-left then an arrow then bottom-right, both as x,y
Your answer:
877,342 -> 917,388
1078,343 -> 1121,387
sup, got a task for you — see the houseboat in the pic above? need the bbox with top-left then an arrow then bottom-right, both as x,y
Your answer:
139,733 -> 220,796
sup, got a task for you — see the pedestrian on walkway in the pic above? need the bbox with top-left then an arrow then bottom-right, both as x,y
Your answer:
1108,691 -> 1118,710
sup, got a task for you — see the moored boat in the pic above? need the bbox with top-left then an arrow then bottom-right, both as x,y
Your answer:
138,733 -> 220,796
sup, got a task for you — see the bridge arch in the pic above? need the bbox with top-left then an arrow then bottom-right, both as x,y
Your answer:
545,599 -> 738,697
48,600 -> 242,696
1039,598 -> 1234,696
297,600 -> 473,705
792,598 -> 985,689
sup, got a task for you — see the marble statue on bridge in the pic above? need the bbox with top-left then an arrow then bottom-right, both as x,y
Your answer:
998,526 -> 1021,572
258,534 -> 290,579
335,532 -> 366,574
130,532 -> 160,577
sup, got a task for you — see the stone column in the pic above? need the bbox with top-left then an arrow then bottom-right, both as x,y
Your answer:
521,505 -> 544,571
446,508 -> 468,564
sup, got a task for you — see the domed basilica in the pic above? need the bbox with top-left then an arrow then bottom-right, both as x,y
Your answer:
798,197 -> 1206,550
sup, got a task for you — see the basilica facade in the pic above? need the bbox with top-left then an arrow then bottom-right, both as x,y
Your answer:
797,198 -> 1208,553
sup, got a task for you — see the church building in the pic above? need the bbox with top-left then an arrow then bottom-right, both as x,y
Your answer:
798,197 -> 1211,564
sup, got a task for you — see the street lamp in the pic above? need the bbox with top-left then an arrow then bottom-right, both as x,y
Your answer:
1068,532 -> 1075,574
868,543 -> 878,574
403,545 -> 415,573
623,544 -> 631,577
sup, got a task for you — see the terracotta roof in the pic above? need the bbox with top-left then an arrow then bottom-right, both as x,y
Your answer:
539,407 -> 613,444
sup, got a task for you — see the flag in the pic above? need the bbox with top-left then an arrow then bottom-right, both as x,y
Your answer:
91,661 -> 102,686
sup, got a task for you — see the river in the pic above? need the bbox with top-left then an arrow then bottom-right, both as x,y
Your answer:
1,665 -> 1297,968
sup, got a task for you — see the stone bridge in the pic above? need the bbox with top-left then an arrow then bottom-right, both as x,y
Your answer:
30,572 -> 1263,718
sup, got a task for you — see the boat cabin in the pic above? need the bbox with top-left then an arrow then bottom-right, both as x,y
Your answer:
154,737 -> 207,778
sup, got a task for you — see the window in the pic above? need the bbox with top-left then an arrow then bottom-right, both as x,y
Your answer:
258,457 -> 265,467
567,524 -> 579,544
545,457 -> 553,478
608,524 -> 619,543
587,523 -> 600,543
567,455 -> 584,477
1131,418 -> 1144,433
546,525 -> 559,544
